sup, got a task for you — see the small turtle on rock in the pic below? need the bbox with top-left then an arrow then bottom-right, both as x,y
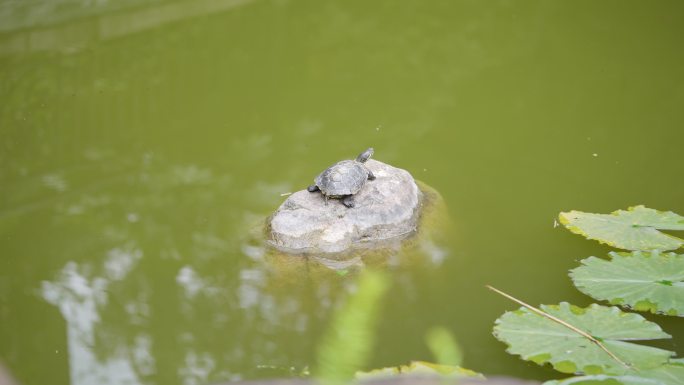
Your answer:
307,148 -> 376,208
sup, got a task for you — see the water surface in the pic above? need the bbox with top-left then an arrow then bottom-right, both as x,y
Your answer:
2,1 -> 684,384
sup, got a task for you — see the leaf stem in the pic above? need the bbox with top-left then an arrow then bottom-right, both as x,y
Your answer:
486,285 -> 632,370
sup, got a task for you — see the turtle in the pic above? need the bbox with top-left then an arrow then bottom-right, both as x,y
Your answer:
307,148 -> 376,208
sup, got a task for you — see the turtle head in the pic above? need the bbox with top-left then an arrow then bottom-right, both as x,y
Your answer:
356,148 -> 374,163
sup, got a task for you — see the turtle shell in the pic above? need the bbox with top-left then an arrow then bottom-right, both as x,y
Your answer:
315,160 -> 369,197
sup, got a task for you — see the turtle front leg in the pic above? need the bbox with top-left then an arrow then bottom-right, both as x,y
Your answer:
342,195 -> 355,208
367,171 -> 376,180
307,184 -> 320,192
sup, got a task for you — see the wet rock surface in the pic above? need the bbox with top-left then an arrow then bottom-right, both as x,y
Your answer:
268,159 -> 422,254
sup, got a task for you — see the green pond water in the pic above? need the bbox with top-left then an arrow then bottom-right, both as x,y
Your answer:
2,1 -> 684,384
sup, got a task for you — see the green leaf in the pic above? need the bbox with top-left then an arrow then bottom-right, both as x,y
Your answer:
545,375 -> 658,385
493,302 -> 674,375
355,361 -> 482,380
571,251 -> 684,317
559,206 -> 684,251
316,271 -> 390,384
544,361 -> 684,385
425,327 -> 463,366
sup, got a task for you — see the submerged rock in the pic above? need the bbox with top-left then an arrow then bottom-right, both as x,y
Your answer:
268,159 -> 423,253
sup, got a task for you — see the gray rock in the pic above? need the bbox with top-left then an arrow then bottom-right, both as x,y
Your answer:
269,159 -> 422,253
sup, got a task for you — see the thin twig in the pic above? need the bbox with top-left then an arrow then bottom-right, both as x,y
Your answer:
486,285 -> 631,370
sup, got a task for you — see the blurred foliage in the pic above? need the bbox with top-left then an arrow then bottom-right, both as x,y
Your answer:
425,326 -> 463,366
315,271 -> 390,384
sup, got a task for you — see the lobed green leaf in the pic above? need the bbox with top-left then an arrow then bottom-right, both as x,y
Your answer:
559,206 -> 684,251
544,361 -> 684,385
493,302 -> 674,375
571,251 -> 684,317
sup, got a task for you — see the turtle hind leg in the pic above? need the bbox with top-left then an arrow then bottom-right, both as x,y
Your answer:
342,195 -> 355,208
307,184 -> 320,193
